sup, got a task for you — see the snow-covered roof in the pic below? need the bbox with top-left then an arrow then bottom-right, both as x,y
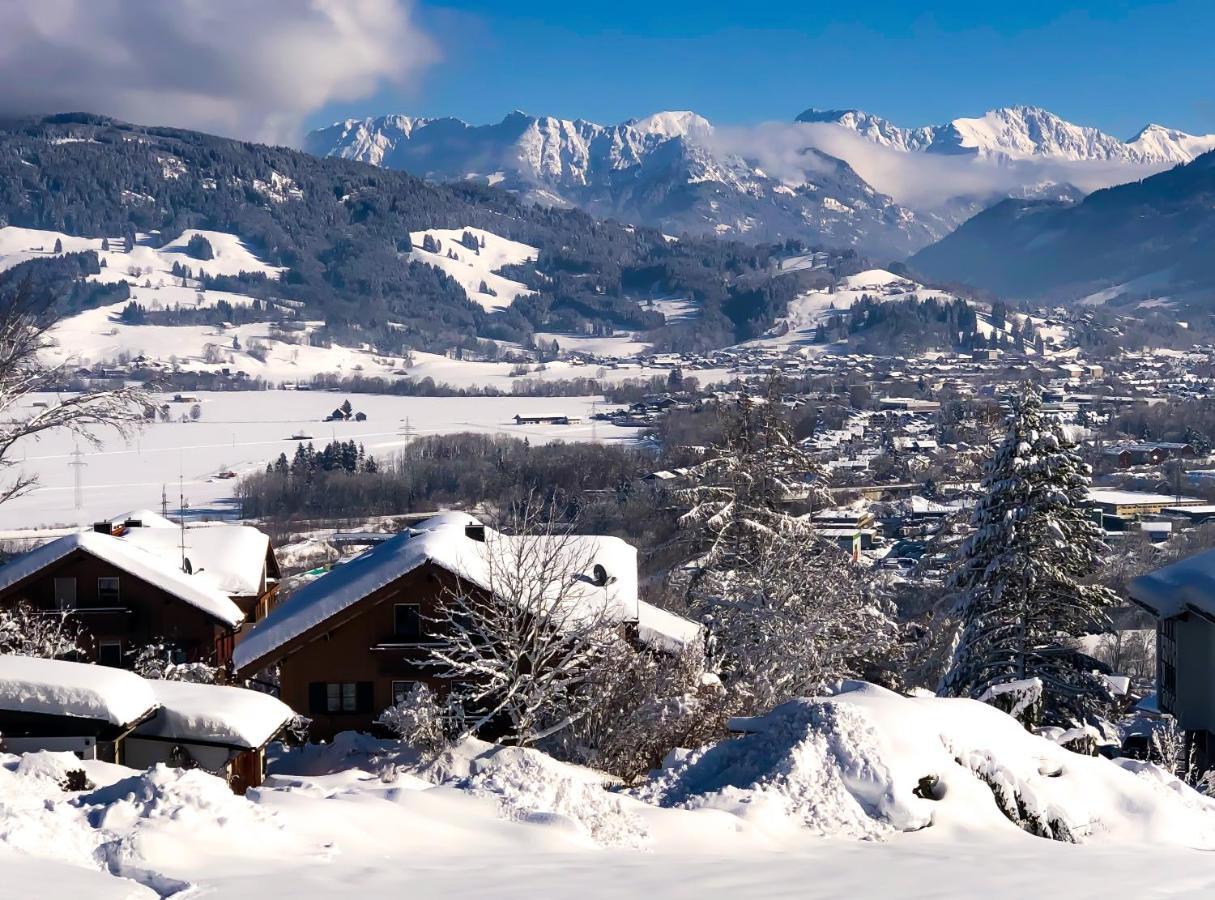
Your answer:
235,513 -> 696,671
0,532 -> 244,627
105,509 -> 179,529
1087,489 -> 1205,507
0,655 -> 156,726
118,524 -> 270,596
134,680 -> 295,750
1129,548 -> 1215,620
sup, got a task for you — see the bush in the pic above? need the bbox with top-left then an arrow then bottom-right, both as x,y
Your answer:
376,684 -> 457,760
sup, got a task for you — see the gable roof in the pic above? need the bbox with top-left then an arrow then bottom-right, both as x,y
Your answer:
0,532 -> 244,627
0,654 -> 157,726
234,512 -> 698,673
134,679 -> 295,750
1129,548 -> 1215,620
118,524 -> 271,597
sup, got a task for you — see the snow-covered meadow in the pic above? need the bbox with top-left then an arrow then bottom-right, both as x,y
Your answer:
5,682 -> 1215,899
0,392 -> 635,532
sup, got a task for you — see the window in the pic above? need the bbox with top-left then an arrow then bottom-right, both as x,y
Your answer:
392,680 -> 418,705
393,603 -> 421,641
1160,618 -> 1178,714
97,577 -> 121,605
53,577 -> 77,610
97,640 -> 123,667
309,682 -> 373,715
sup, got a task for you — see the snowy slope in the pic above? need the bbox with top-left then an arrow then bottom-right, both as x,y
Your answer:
407,227 -> 538,311
747,268 -> 1066,353
0,226 -> 412,381
0,226 -> 283,281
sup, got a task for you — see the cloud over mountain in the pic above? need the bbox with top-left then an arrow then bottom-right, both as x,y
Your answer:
0,0 -> 437,143
710,121 -> 1170,214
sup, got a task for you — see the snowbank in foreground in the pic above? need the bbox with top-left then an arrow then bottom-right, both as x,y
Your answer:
638,682 -> 1215,846
5,685 -> 1215,896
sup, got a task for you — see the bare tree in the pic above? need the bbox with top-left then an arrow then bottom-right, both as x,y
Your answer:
687,533 -> 898,714
0,602 -> 90,659
428,506 -> 619,746
0,280 -> 147,505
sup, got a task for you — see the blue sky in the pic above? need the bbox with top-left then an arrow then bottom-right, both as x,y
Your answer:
312,0 -> 1215,138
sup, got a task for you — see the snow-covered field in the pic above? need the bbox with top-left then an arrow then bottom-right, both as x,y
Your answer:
0,392 -> 635,532
4,683 -> 1215,899
533,331 -> 654,357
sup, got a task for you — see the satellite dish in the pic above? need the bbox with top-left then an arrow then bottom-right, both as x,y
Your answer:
591,563 -> 608,587
183,558 -> 193,575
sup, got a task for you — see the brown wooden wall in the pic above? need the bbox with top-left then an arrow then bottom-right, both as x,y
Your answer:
278,564 -> 463,740
0,548 -> 236,666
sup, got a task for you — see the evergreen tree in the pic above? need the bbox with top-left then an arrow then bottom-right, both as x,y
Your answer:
941,383 -> 1118,728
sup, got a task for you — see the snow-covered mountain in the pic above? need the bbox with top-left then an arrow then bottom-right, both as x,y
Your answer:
308,105 -> 1215,260
307,111 -> 942,259
796,105 -> 1215,164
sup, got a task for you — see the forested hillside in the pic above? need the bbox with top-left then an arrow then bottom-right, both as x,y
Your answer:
0,113 -> 839,353
909,149 -> 1215,303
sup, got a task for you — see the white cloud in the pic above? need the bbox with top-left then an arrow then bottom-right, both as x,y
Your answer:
709,122 -> 1168,213
0,0 -> 438,144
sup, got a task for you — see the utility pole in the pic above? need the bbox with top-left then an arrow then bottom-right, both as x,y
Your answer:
161,485 -> 169,519
69,446 -> 87,510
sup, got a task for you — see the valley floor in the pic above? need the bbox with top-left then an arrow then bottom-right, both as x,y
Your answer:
0,392 -> 636,532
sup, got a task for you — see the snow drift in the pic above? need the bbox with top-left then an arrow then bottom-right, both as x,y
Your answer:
638,682 -> 1215,846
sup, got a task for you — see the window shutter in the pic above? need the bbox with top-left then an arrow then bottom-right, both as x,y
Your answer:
356,681 -> 374,714
308,682 -> 327,714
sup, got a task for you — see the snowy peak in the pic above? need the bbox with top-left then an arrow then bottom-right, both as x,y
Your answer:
625,111 -> 713,139
801,104 -> 1215,164
1127,123 -> 1215,164
306,109 -> 938,258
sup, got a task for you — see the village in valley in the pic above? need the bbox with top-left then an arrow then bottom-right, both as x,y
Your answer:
6,267 -> 1215,894
7,4 -> 1215,894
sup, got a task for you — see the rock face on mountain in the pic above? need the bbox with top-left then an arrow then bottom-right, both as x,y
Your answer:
908,148 -> 1215,302
310,105 -> 1215,263
797,105 -> 1215,164
307,111 -> 941,259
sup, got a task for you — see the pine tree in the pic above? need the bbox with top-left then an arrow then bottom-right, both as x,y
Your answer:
941,383 -> 1118,728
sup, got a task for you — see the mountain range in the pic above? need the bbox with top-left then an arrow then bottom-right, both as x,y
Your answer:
307,105 -> 1215,260
797,105 -> 1215,164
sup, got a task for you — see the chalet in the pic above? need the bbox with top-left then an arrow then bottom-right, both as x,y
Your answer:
1129,550 -> 1215,771
0,511 -> 279,669
233,512 -> 701,740
0,655 -> 292,791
